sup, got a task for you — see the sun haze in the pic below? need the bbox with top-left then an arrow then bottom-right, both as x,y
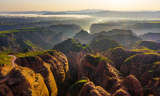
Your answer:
0,0 -> 160,11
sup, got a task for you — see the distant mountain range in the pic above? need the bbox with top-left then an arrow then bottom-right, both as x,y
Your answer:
1,10 -> 160,18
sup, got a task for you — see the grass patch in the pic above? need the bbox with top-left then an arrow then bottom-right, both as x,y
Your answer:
16,51 -> 46,57
54,38 -> 92,54
85,54 -> 112,67
69,77 -> 88,94
151,78 -> 159,81
123,54 -> 137,67
16,50 -> 60,58
24,39 -> 41,49
0,53 -> 12,66
0,27 -> 37,34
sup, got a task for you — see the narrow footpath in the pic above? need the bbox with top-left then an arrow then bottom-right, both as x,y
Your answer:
0,55 -> 17,84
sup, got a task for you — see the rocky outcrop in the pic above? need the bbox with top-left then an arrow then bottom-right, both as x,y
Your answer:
105,47 -> 138,70
78,54 -> 122,91
110,75 -> 143,96
79,82 -> 111,96
146,78 -> 160,96
7,66 -> 49,96
14,50 -> 71,96
113,89 -> 131,96
67,77 -> 90,96
67,51 -> 85,81
0,64 -> 12,79
123,75 -> 143,96
120,53 -> 160,86
68,75 -> 143,96
0,83 -> 14,96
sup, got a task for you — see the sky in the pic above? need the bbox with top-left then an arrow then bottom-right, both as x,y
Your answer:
0,0 -> 160,12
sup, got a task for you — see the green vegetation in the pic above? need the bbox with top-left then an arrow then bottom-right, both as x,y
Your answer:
131,47 -> 158,54
24,40 -> 39,48
129,41 -> 160,51
151,78 -> 159,81
123,54 -> 137,67
16,50 -> 60,58
89,38 -> 123,52
124,53 -> 160,68
0,27 -> 60,51
20,48 -> 30,53
16,51 -> 46,57
0,27 -> 37,35
54,38 -> 92,54
69,77 -> 88,94
85,54 -> 112,67
92,33 -> 141,46
109,47 -> 126,54
0,52 -> 12,66
146,62 -> 160,75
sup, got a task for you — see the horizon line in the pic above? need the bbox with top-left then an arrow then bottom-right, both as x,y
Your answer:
0,9 -> 160,13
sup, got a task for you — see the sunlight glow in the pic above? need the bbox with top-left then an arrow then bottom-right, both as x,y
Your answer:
110,0 -> 133,6
0,0 -> 160,11
87,30 -> 90,33
108,0 -> 135,10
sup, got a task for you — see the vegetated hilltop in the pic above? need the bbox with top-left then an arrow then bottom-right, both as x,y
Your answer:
0,27 -> 68,51
1,21 -> 160,95
67,53 -> 144,96
89,38 -> 123,52
1,43 -> 160,96
54,38 -> 92,55
49,24 -> 82,37
90,21 -> 160,35
73,29 -> 92,44
104,47 -> 138,70
73,29 -> 141,46
128,41 -> 160,51
0,36 -> 42,52
92,34 -> 141,46
94,29 -> 136,36
140,32 -> 160,43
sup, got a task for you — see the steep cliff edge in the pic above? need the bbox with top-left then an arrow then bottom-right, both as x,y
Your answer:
120,53 -> 160,86
0,50 -> 72,96
7,66 -> 49,96
14,50 -> 72,96
104,47 -> 138,70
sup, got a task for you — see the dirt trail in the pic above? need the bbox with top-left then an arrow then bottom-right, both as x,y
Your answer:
0,55 -> 17,84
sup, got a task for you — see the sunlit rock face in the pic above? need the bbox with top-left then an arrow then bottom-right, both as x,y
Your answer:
7,66 -> 49,96
14,50 -> 71,96
78,54 -> 122,91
